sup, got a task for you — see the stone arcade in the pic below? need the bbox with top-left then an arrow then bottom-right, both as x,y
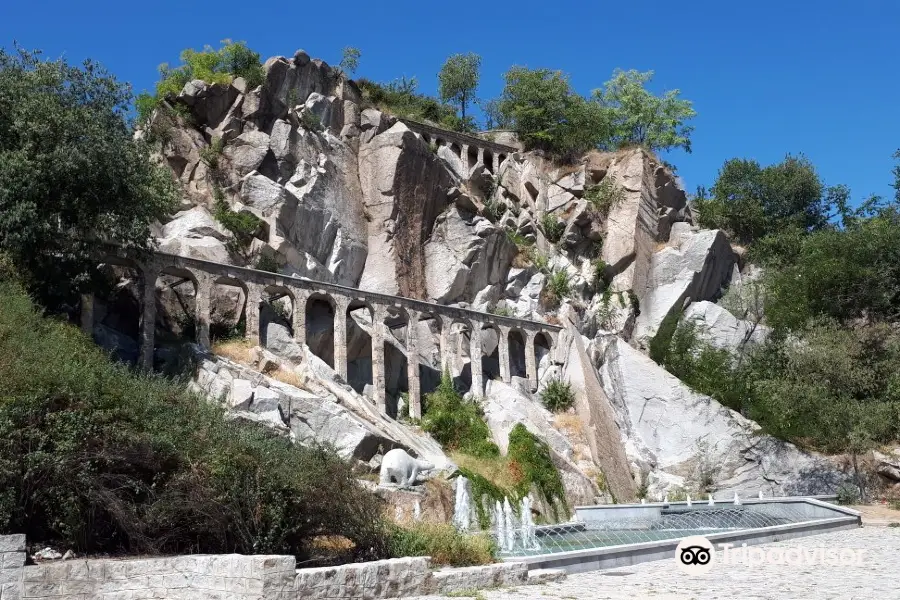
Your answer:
80,250 -> 561,419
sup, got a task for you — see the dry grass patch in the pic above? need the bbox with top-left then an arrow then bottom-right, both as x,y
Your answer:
553,413 -> 587,444
212,339 -> 255,365
450,451 -> 518,492
271,367 -> 305,389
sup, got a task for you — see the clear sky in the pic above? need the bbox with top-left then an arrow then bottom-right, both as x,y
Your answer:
3,0 -> 899,201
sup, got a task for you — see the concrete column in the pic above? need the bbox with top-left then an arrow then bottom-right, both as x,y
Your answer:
333,296 -> 351,381
477,147 -> 485,169
439,315 -> 452,376
461,144 -> 469,170
525,330 -> 538,392
372,304 -> 387,413
292,289 -> 309,346
245,284 -> 263,346
195,275 -> 213,350
469,320 -> 483,397
406,311 -> 422,420
139,267 -> 159,371
492,152 -> 500,173
80,293 -> 94,336
498,325 -> 511,384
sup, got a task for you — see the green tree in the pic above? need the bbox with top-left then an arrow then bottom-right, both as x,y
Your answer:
0,47 -> 178,307
497,66 -> 609,158
339,47 -> 361,76
438,53 -> 481,124
696,155 -> 839,246
593,69 -> 696,153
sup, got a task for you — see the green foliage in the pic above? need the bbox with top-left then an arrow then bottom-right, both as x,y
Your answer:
760,207 -> 900,330
358,77 -> 473,132
545,269 -> 571,302
199,136 -> 224,170
593,69 -> 696,153
584,175 -> 625,216
339,47 -> 361,76
300,110 -> 323,132
835,483 -> 861,505
497,66 -> 610,159
592,258 -> 609,290
139,40 -> 264,127
540,213 -> 564,243
529,248 -> 550,272
0,46 -> 178,308
488,304 -> 513,317
507,424 -> 568,520
421,371 -> 500,458
213,199 -> 263,248
0,279 -> 388,561
438,53 -> 481,122
695,155 -> 839,246
387,523 -> 495,567
539,379 -> 575,412
254,253 -> 280,273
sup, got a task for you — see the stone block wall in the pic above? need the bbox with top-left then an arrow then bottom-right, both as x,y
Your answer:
22,554 -> 296,600
0,535 -> 25,600
14,547 -> 531,600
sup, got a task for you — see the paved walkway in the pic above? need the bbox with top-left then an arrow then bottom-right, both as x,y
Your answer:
404,527 -> 900,600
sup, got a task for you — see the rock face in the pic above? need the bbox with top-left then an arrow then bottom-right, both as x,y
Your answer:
141,49 -> 848,518
596,335 -> 845,497
632,227 -> 736,345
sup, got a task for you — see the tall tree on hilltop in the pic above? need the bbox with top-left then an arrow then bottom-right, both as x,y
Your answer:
438,53 -> 481,124
594,69 -> 696,153
0,46 -> 178,308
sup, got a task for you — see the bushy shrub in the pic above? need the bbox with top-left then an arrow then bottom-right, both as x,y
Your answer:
357,77 -> 469,132
545,269 -> 571,303
386,523 -> 495,566
254,252 -> 280,273
138,40 -> 264,127
507,424 -> 568,520
584,175 -> 625,216
0,279 -> 388,562
300,110 -> 323,132
540,378 -> 575,412
214,199 -> 263,248
421,371 -> 499,458
540,213 -> 564,243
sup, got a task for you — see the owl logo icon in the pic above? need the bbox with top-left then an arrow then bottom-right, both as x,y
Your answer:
675,536 -> 715,574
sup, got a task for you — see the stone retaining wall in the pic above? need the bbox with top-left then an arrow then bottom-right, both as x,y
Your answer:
15,550 -> 532,600
0,535 -> 25,600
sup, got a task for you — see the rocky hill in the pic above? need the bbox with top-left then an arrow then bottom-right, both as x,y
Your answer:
95,49 -> 848,512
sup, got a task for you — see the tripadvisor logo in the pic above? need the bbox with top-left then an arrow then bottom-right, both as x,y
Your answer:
675,536 -> 715,574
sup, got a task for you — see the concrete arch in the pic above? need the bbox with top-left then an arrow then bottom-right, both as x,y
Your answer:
479,322 -> 502,382
208,276 -> 249,344
450,142 -> 462,158
467,145 -> 479,170
483,148 -> 495,173
508,328 -> 528,379
446,318 -> 473,393
154,265 -> 199,346
305,292 -> 336,368
415,311 -> 444,398
260,284 -> 296,348
345,299 -> 375,396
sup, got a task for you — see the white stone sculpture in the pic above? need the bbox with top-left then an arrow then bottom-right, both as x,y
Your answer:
379,448 -> 435,486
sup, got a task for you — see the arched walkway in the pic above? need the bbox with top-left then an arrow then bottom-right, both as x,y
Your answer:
260,285 -> 295,350
508,329 -> 527,379
305,293 -> 335,368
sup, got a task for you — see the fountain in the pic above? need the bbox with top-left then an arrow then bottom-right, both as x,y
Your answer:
734,493 -> 741,506
686,495 -> 692,507
494,500 -> 505,546
759,490 -> 764,499
641,498 -> 646,504
503,497 -> 516,552
520,496 -> 539,551
413,500 -> 421,522
452,476 -> 471,532
663,494 -> 669,504
708,494 -> 714,506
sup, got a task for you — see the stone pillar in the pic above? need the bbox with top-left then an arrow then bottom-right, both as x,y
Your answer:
469,320 -> 483,397
477,147 -> 485,169
461,144 -> 469,170
333,296 -> 351,380
292,289 -> 309,346
406,311 -> 422,420
498,325 -> 511,384
245,284 -> 263,346
439,315 -> 452,376
195,274 -> 213,350
139,266 -> 159,371
525,330 -> 538,392
372,304 -> 387,413
80,293 -> 94,336
492,152 -> 500,174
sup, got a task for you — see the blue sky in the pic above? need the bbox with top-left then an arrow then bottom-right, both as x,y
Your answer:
3,0 -> 899,201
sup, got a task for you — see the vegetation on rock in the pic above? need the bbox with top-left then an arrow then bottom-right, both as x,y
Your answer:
421,371 -> 499,458
0,277 -> 389,563
387,523 -> 495,567
0,47 -> 178,308
358,77 -> 472,132
438,53 -> 481,130
540,378 -> 576,412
